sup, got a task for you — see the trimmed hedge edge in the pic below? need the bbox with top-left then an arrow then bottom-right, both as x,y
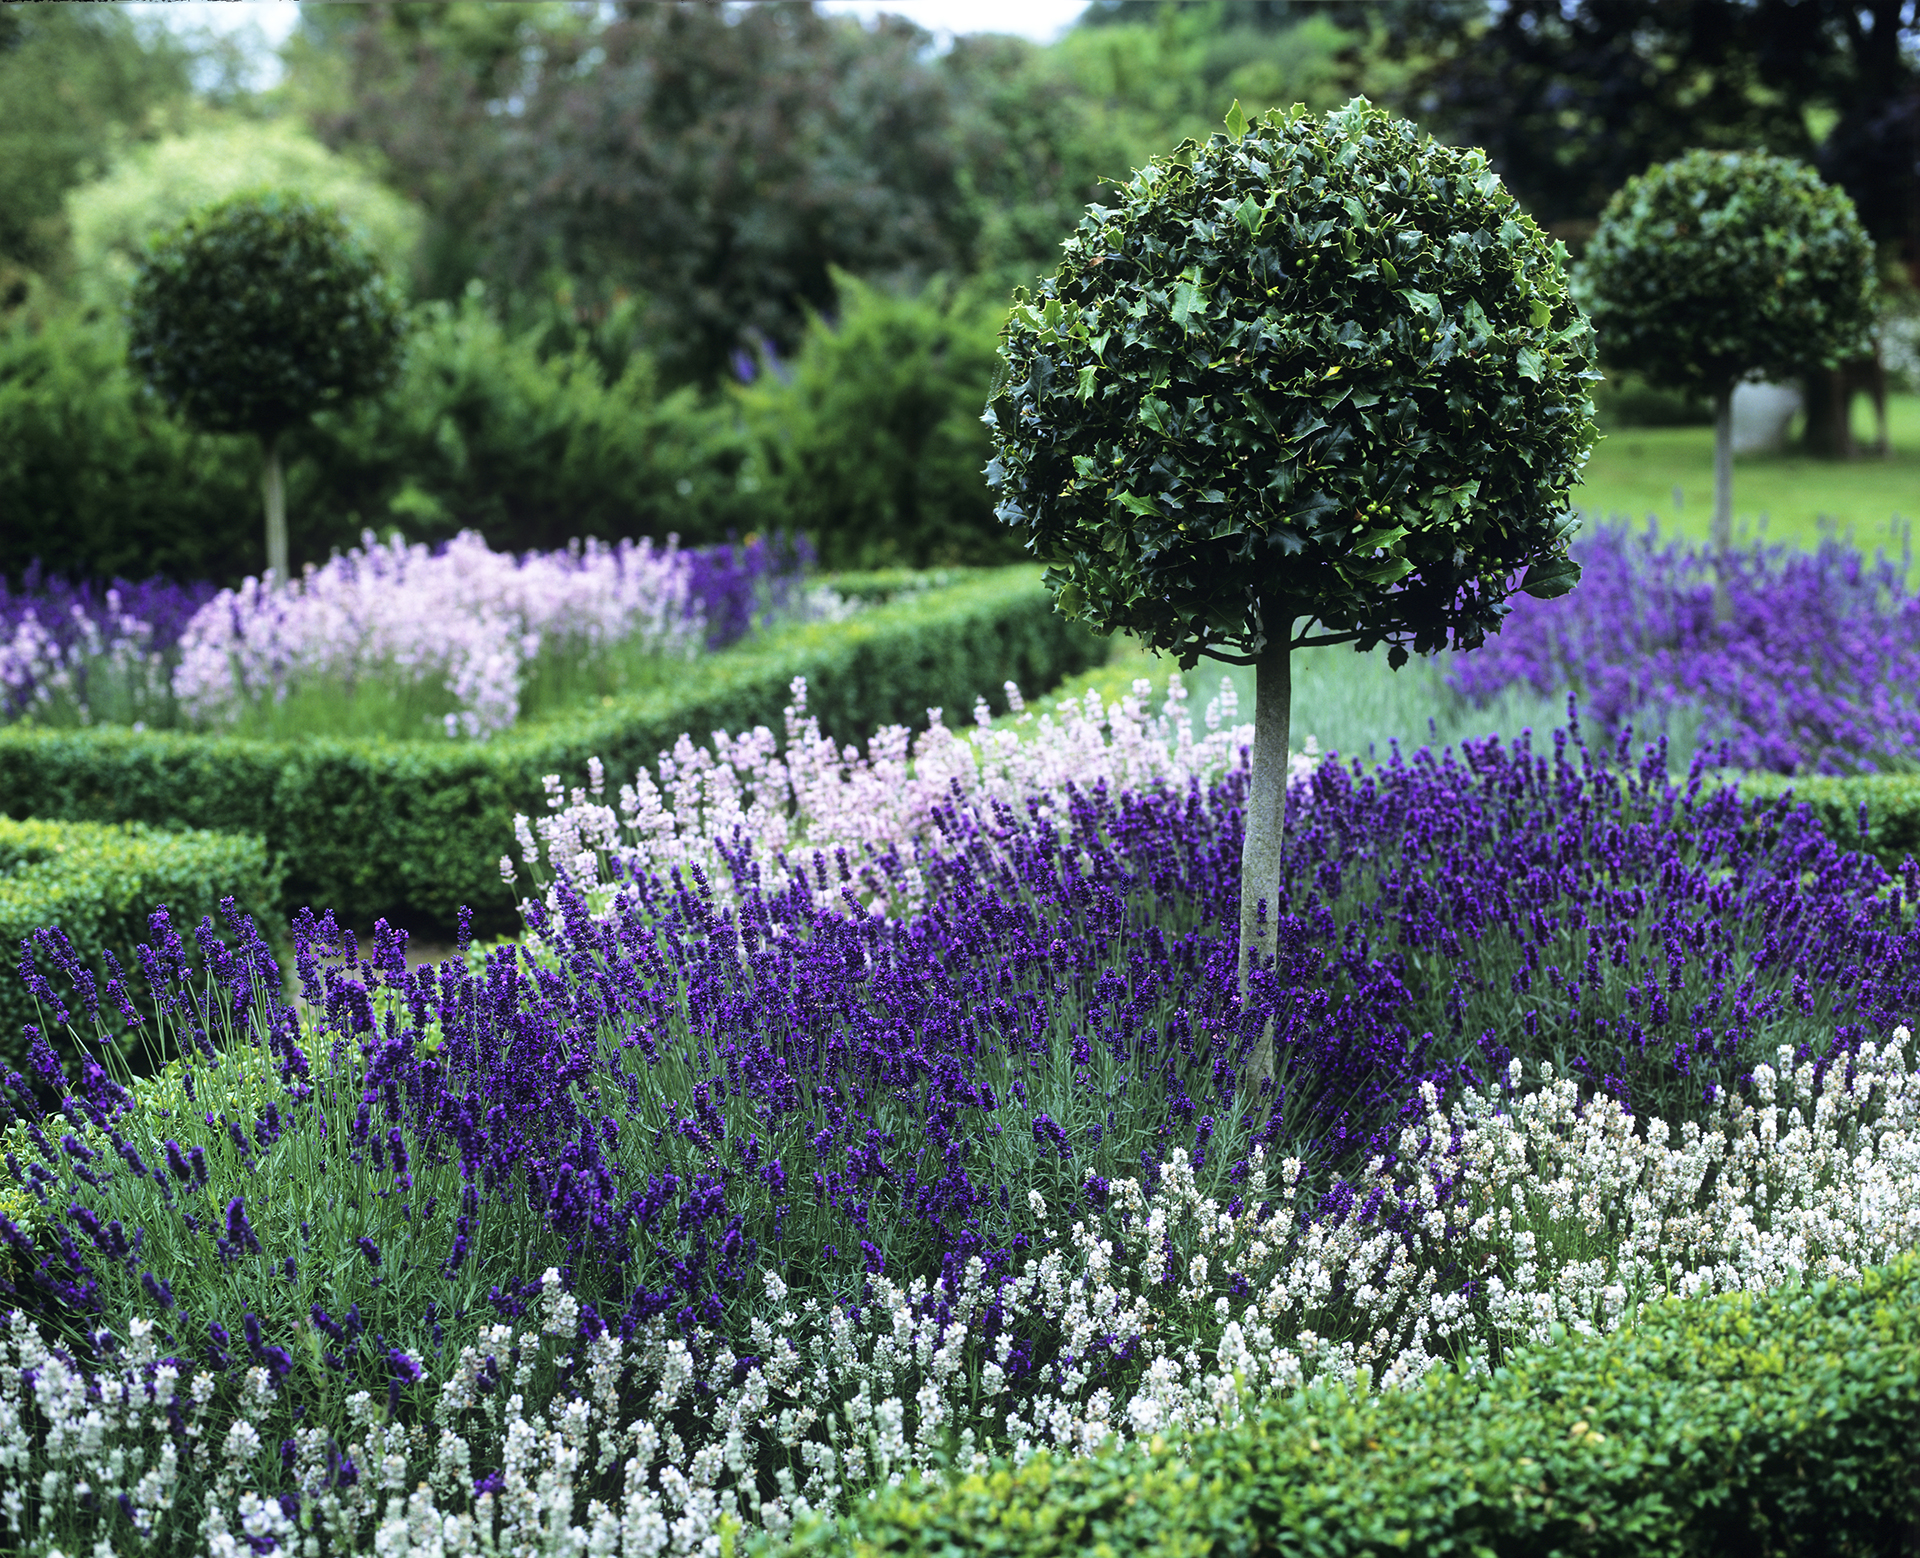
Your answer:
804,1251 -> 1920,1558
1,816 -> 281,1072
0,568 -> 1106,939
1734,771 -> 1920,874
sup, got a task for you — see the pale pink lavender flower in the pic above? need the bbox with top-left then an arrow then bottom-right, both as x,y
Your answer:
510,670 -> 1323,921
172,530 -> 702,739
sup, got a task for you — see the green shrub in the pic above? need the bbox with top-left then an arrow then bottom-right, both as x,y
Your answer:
0,817 -> 281,1071
293,284 -> 759,555
0,301 -> 262,584
0,289 -> 757,586
836,1251 -> 1920,1558
740,272 -> 1021,569
1734,771 -> 1920,872
0,570 -> 1105,939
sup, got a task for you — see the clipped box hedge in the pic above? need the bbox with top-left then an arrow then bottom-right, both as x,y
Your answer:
0,569 -> 1105,938
1734,771 -> 1920,873
828,1253 -> 1920,1558
1,817 -> 281,1071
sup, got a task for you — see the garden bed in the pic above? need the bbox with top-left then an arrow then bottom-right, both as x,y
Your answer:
4,696 -> 1917,1554
0,566 -> 1106,937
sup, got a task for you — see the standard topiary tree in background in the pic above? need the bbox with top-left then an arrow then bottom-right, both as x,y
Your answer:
987,98 -> 1598,1080
127,189 -> 408,582
1576,150 -> 1876,617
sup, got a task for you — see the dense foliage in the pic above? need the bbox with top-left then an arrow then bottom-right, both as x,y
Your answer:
1450,522 -> 1920,776
127,191 -> 408,447
0,6 -> 195,282
846,1252 -> 1920,1557
1576,149 -> 1877,400
0,305 -> 264,585
0,292 -> 757,585
739,274 -> 1017,569
66,118 -> 422,313
988,97 -> 1599,668
315,4 -> 1038,385
1,278 -> 1018,585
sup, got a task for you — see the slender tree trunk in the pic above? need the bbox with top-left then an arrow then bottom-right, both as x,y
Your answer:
1711,385 -> 1734,624
1238,624 -> 1291,1085
261,433 -> 288,584
1798,365 -> 1853,460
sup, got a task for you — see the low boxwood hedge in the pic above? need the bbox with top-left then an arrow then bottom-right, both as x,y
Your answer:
1735,771 -> 1920,874
822,1252 -> 1920,1558
1,817 -> 281,1072
0,568 -> 1106,938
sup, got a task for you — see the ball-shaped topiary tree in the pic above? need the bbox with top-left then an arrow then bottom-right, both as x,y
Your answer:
127,189 -> 408,582
1577,150 -> 1875,615
986,98 -> 1599,1079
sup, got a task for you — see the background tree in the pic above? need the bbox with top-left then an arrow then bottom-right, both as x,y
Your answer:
737,271 -> 1017,569
1392,0 -> 1915,453
66,118 -> 421,312
1576,151 -> 1876,615
0,5 -> 195,290
315,2 -> 976,386
988,99 -> 1597,1078
126,191 -> 408,581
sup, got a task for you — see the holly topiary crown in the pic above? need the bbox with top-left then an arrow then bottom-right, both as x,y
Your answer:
985,97 -> 1600,672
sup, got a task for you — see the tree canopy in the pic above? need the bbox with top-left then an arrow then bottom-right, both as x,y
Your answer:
1577,149 -> 1877,398
0,7 -> 195,284
987,98 -> 1598,670
127,191 -> 407,444
1398,0 -> 1918,267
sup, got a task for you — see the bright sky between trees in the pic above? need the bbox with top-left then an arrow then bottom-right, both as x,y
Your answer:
129,0 -> 1090,90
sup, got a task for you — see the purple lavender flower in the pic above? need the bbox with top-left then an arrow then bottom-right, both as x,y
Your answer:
1451,521 -> 1920,774
226,1197 -> 261,1255
0,564 -> 215,722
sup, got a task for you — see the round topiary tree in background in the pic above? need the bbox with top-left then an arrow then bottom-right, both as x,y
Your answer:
1576,150 -> 1876,617
127,189 -> 408,582
986,97 -> 1599,1080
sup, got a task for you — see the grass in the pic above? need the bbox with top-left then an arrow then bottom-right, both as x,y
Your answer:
1572,391 -> 1920,552
1013,637 -> 1597,768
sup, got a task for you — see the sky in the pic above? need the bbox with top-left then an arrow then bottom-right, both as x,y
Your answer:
128,0 -> 1092,90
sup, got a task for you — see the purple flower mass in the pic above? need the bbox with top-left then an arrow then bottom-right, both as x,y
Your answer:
9,726 -> 1915,1378
0,565 -> 216,722
1450,522 -> 1920,775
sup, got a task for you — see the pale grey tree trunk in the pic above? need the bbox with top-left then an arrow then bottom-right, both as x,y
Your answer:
1711,384 -> 1734,622
261,433 -> 288,585
1237,625 -> 1291,1085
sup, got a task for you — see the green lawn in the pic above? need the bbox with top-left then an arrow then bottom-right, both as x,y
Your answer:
1572,391 -> 1920,552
